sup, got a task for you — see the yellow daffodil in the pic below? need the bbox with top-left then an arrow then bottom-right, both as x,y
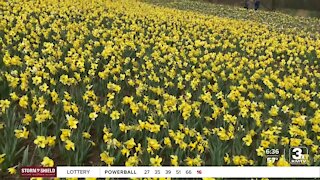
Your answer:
8,167 -> 17,175
0,154 -> 5,164
110,110 -> 120,120
34,136 -> 47,148
65,140 -> 75,151
41,156 -> 54,167
14,127 -> 29,139
150,155 -> 162,166
100,151 -> 114,166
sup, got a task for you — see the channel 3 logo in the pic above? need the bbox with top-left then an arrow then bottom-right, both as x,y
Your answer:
289,147 -> 309,165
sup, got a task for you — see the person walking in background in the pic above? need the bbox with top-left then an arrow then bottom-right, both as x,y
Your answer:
244,0 -> 261,10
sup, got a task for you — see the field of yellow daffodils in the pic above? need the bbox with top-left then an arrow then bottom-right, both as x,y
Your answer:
144,0 -> 320,34
0,0 -> 320,177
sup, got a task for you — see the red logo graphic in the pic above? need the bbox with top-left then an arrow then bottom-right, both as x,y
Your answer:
20,166 -> 56,177
197,170 -> 202,174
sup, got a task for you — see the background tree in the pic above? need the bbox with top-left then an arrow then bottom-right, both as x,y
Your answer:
271,0 -> 276,10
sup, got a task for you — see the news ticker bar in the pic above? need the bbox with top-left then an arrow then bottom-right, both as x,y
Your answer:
52,167 -> 320,178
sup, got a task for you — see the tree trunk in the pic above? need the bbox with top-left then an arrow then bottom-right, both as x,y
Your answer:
271,0 -> 276,10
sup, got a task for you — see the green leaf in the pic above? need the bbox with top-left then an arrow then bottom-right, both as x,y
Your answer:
21,146 -> 29,166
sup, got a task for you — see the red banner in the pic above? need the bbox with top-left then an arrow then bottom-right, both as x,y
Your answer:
20,166 -> 56,177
